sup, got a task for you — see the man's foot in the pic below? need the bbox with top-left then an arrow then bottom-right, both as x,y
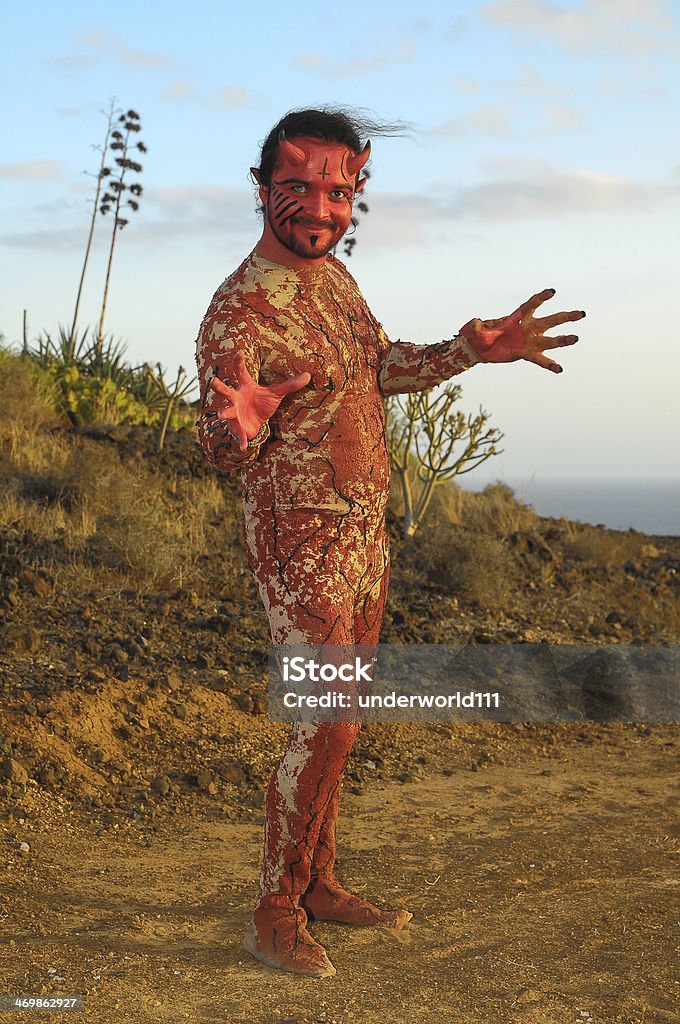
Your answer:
302,875 -> 413,929
243,896 -> 336,978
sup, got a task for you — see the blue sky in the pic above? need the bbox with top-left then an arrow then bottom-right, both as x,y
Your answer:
2,0 -> 679,483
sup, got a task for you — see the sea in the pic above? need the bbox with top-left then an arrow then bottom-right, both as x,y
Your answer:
463,478 -> 680,537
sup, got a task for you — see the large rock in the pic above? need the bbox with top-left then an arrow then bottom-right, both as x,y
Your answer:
0,757 -> 29,785
1,626 -> 41,657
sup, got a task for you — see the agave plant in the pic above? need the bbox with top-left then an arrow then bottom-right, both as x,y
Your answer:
70,98 -> 118,342
32,325 -> 91,369
97,110 -> 146,351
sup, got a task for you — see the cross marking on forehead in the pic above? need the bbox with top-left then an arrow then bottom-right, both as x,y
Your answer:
318,158 -> 330,180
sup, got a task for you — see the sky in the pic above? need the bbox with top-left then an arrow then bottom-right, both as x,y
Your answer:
2,0 -> 679,487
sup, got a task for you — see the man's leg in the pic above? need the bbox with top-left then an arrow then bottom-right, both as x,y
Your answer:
244,717 -> 361,977
242,507 -> 375,976
301,562 -> 412,930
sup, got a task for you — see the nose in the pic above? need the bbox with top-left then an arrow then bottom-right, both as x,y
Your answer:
304,190 -> 331,221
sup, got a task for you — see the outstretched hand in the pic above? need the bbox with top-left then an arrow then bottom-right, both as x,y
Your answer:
210,352 -> 311,451
461,288 -> 586,373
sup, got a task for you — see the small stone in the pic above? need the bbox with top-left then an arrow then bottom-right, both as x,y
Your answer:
1,626 -> 41,656
219,763 -> 247,785
232,692 -> 254,714
166,671 -> 182,692
211,671 -> 233,693
173,703 -> 188,721
19,841 -> 30,854
150,775 -> 171,797
103,643 -> 128,665
20,569 -> 52,598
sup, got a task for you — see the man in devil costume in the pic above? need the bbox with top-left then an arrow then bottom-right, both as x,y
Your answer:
195,107 -> 585,978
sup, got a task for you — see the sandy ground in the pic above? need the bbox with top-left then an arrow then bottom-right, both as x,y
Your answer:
1,730 -> 678,1024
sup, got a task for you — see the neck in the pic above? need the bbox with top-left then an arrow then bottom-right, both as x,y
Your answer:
255,229 -> 328,271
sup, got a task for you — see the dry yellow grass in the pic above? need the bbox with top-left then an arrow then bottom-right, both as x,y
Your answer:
1,351 -> 229,591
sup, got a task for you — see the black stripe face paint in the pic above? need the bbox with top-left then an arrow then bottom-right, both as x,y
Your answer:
271,184 -> 304,226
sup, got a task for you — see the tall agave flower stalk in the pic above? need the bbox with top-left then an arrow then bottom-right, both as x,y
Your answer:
97,110 -> 146,353
69,98 -> 117,350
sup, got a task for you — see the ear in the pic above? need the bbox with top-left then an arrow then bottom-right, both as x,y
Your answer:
251,167 -> 269,206
354,176 -> 368,194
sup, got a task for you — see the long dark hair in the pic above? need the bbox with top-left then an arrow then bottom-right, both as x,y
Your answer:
252,106 -> 405,200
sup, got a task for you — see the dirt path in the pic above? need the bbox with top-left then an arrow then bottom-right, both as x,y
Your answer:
2,735 -> 678,1024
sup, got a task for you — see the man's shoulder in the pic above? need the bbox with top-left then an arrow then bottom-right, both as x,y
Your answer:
212,251 -> 260,303
325,253 -> 369,302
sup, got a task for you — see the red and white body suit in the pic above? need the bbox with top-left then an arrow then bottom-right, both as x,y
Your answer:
195,248 -> 479,972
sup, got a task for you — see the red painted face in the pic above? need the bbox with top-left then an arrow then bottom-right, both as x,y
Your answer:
260,137 -> 367,263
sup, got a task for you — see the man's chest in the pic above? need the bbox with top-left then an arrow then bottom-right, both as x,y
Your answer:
256,291 -> 381,395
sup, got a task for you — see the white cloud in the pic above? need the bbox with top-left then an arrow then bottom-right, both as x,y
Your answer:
451,75 -> 484,94
481,0 -> 674,55
210,87 -> 257,109
534,104 -> 584,134
74,30 -> 178,68
293,39 -> 413,77
161,80 -> 258,109
45,54 -> 98,70
162,79 -> 196,101
0,228 -> 81,251
453,168 -> 657,219
0,186 -> 257,252
430,105 -> 514,138
358,166 -> 677,245
0,160 -> 65,182
510,64 -> 569,98
130,185 -> 257,243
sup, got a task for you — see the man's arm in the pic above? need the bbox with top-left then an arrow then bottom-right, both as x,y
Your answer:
196,307 -> 310,471
195,308 -> 271,472
377,330 -> 481,397
375,289 -> 584,396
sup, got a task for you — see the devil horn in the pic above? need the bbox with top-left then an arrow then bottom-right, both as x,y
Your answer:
347,140 -> 371,177
278,130 -> 306,166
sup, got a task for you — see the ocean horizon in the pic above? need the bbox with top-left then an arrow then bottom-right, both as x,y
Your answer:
464,477 -> 680,537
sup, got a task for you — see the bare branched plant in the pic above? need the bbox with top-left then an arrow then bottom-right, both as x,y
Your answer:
70,98 -> 118,346
97,110 -> 146,351
386,386 -> 504,537
140,364 -> 196,451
